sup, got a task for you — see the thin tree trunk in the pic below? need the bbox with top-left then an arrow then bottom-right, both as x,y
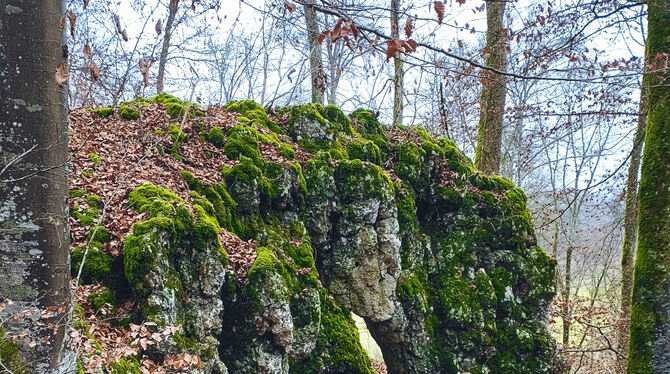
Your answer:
157,0 -> 179,94
474,0 -> 507,175
617,88 -> 647,370
391,0 -> 404,125
327,38 -> 340,106
563,245 -> 573,346
0,1 -> 74,372
628,1 -> 670,371
304,0 -> 325,104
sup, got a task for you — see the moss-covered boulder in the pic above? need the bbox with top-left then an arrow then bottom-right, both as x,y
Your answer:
121,183 -> 228,373
90,99 -> 560,374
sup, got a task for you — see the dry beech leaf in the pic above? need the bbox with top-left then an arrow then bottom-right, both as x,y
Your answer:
282,0 -> 297,13
83,0 -> 89,9
155,20 -> 162,35
59,16 -> 66,31
434,1 -> 445,24
83,44 -> 91,57
66,11 -> 77,38
404,17 -> 413,38
113,14 -> 123,34
317,31 -> 329,44
55,63 -> 68,87
139,59 -> 151,87
89,62 -> 100,82
348,20 -> 360,39
122,29 -> 129,42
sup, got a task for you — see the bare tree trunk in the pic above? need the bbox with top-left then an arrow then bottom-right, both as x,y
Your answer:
627,1 -> 670,371
617,88 -> 647,371
439,83 -> 450,138
474,0 -> 507,175
326,38 -> 341,106
391,0 -> 404,125
304,0 -> 325,104
157,0 -> 180,94
563,246 -> 573,346
0,1 -> 74,372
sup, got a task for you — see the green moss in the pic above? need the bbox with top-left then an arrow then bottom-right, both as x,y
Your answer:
71,244 -> 113,283
128,183 -> 183,217
88,152 -> 101,164
0,328 -> 27,374
288,103 -> 328,135
350,108 -> 385,139
207,126 -> 225,148
165,102 -> 186,118
248,247 -> 282,280
95,107 -> 114,118
303,153 -> 335,200
150,94 -> 203,119
166,124 -> 188,159
346,139 -> 382,165
108,357 -> 141,374
325,104 -> 355,135
69,189 -> 87,198
225,100 -> 283,134
396,188 -> 418,234
87,225 -> 111,243
627,3 -> 670,371
336,159 -> 393,202
123,234 -> 157,289
151,93 -> 182,104
70,205 -> 99,226
222,156 -> 273,204
88,289 -> 115,311
86,194 -> 102,208
290,290 -> 374,374
394,142 -> 429,189
118,106 -> 140,120
192,203 -> 228,264
397,274 -> 428,309
291,162 -> 308,195
279,142 -> 295,159
182,171 -> 239,233
224,125 -> 263,165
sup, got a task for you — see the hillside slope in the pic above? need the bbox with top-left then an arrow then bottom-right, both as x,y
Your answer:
68,95 -> 563,373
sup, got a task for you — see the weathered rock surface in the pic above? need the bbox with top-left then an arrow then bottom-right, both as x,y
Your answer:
70,97 -> 562,374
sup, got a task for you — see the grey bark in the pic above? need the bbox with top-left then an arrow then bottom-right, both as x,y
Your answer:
304,0 -> 325,104
391,0 -> 404,125
156,0 -> 179,94
474,0 -> 508,175
0,1 -> 75,372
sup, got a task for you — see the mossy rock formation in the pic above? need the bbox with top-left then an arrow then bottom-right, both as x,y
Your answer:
84,99 -> 561,373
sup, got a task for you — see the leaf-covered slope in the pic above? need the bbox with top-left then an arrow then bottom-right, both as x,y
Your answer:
68,95 -> 562,374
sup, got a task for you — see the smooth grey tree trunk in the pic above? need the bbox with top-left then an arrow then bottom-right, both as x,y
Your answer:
391,0 -> 404,125
0,1 -> 74,372
474,0 -> 507,175
304,0 -> 325,104
157,0 -> 179,94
